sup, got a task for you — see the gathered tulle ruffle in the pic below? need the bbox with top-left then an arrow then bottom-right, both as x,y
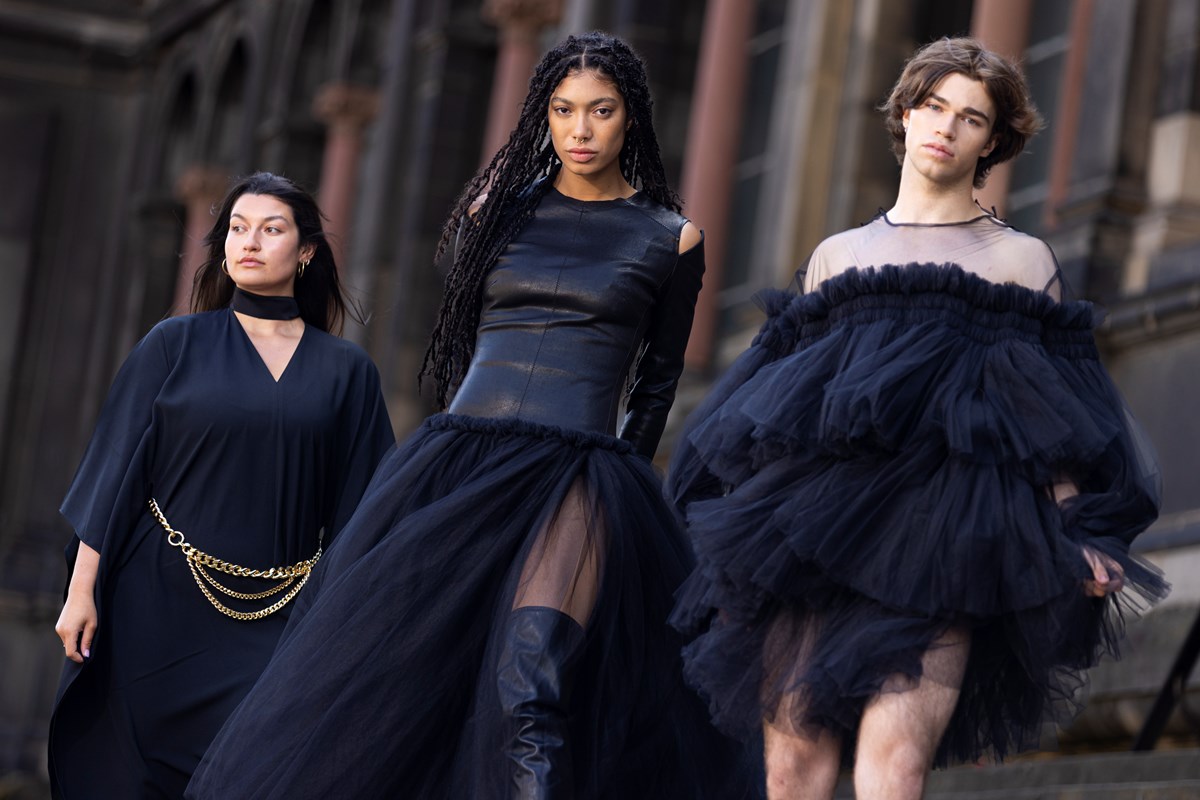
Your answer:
668,263 -> 1166,765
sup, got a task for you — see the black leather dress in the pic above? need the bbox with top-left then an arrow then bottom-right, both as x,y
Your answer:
451,185 -> 704,456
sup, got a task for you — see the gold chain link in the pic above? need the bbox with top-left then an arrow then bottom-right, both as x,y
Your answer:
194,561 -> 296,600
148,498 -> 321,621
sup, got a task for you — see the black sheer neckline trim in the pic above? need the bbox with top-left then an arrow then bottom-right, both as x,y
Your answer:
230,288 -> 300,320
876,209 -> 998,228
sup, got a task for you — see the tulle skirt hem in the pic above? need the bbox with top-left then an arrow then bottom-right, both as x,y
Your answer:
188,414 -> 751,799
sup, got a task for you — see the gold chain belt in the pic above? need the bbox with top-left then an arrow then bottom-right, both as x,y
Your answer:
148,498 -> 322,621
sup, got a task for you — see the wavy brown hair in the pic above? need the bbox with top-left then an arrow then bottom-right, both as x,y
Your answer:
880,37 -> 1044,189
189,172 -> 358,335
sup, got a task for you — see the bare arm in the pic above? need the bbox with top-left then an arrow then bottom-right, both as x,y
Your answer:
55,541 -> 100,663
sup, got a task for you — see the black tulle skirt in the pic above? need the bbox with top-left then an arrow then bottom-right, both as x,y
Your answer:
668,264 -> 1167,766
187,413 -> 753,799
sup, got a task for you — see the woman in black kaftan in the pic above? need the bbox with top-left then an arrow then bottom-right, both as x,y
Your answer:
50,173 -> 394,799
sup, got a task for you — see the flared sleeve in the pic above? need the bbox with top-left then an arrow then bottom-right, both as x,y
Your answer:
327,356 -> 394,541
1046,327 -> 1162,573
60,324 -> 171,556
666,286 -> 795,508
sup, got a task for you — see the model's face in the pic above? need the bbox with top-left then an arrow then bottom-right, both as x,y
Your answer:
902,72 -> 997,187
224,194 -> 314,297
547,69 -> 629,182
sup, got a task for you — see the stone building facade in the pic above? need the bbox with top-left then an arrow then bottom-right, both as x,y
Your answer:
1,0 -> 1196,794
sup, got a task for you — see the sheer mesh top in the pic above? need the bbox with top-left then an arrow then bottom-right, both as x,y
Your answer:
802,211 -> 1064,300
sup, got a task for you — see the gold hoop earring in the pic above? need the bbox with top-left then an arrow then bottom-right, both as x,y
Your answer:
221,258 -> 229,275
298,259 -> 309,278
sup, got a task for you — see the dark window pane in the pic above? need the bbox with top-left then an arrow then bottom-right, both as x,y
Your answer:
757,0 -> 788,34
738,44 -> 781,161
1028,0 -> 1074,41
723,171 -> 764,291
1010,52 -> 1064,190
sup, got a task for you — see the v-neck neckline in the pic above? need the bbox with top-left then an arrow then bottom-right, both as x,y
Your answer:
230,309 -> 307,384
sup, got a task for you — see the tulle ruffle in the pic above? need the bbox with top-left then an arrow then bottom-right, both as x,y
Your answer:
669,263 -> 1165,765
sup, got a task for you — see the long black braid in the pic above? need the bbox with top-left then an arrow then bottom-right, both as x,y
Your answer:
420,31 -> 680,409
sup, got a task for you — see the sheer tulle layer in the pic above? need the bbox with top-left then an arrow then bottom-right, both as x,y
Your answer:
187,414 -> 751,800
668,264 -> 1165,765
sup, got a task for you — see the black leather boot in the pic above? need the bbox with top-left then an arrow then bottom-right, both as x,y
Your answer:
496,606 -> 585,800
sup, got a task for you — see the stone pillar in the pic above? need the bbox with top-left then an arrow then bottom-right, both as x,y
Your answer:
312,82 -> 380,269
1043,0 -> 1095,230
480,0 -> 562,164
1126,0 -> 1200,294
970,0 -> 1033,217
558,0 -> 595,36
173,165 -> 229,315
680,0 -> 756,371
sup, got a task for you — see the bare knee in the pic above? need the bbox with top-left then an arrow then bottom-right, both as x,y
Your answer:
879,737 -> 931,778
764,723 -> 839,800
855,736 -> 933,799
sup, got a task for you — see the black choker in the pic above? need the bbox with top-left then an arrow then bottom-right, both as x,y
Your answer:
230,288 -> 300,320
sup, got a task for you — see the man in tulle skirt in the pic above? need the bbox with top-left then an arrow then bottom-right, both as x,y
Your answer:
669,37 -> 1165,800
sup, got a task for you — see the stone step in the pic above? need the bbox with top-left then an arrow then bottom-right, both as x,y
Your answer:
834,749 -> 1200,799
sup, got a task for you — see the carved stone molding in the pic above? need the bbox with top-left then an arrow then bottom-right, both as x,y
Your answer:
173,163 -> 228,207
312,83 -> 381,135
482,0 -> 562,38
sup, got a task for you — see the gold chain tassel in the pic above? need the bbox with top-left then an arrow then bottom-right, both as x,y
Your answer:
148,498 -> 321,621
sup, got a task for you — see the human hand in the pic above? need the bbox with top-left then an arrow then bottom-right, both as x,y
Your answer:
1081,545 -> 1124,598
55,590 -> 97,663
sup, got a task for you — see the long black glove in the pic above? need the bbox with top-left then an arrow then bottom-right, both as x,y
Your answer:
620,236 -> 706,459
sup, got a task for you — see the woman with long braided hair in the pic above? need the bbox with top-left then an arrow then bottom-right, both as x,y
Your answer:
188,32 -> 752,800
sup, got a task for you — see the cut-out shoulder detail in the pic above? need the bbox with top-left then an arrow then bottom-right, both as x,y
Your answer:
679,221 -> 702,254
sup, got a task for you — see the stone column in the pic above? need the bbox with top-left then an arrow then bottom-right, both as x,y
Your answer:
970,0 -> 1033,217
173,165 -> 229,315
480,0 -> 562,164
1126,0 -> 1200,294
1043,0 -> 1095,232
679,0 -> 756,370
558,0 -> 595,36
313,82 -> 380,269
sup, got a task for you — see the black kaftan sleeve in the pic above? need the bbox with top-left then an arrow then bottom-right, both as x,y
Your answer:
619,235 -> 706,459
60,325 -> 172,556
327,358 -> 394,543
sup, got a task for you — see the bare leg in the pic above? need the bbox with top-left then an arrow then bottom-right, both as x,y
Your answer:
761,612 -> 841,800
763,711 -> 841,800
853,627 -> 970,800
